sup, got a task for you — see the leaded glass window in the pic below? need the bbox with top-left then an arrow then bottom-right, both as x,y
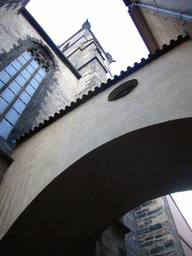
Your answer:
0,47 -> 50,139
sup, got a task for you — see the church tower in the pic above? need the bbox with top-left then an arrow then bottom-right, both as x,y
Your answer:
59,19 -> 114,97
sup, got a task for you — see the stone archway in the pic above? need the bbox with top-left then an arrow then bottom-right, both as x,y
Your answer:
1,118 -> 192,254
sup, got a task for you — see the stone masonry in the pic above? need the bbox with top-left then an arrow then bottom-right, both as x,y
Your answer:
95,195 -> 185,256
96,224 -> 127,256
59,20 -> 113,97
129,197 -> 185,256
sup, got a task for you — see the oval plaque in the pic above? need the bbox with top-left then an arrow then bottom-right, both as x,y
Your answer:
108,79 -> 138,101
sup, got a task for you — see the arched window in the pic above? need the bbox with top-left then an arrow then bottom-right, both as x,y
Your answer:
0,46 -> 53,141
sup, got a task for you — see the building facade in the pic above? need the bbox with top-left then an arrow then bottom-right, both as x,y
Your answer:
0,0 -> 192,255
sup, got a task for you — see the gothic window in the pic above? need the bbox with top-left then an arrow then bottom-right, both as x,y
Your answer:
0,47 -> 52,140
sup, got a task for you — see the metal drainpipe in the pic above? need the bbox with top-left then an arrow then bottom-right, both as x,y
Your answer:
129,3 -> 192,22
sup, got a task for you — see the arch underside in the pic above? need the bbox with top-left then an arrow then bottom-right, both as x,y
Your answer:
1,118 -> 192,254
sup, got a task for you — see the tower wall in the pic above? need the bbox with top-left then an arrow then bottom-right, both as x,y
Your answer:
59,21 -> 113,97
130,197 -> 184,255
0,8 -> 79,156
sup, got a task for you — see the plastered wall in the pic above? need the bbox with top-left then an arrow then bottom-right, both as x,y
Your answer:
140,8 -> 192,49
0,40 -> 192,239
167,195 -> 192,256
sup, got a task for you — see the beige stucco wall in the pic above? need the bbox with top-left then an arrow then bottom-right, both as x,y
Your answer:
0,40 -> 192,238
167,195 -> 192,255
0,10 -> 78,124
140,8 -> 192,49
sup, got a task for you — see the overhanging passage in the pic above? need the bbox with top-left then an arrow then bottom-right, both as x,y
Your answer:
1,118 -> 192,254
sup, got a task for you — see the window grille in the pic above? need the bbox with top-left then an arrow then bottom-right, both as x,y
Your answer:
0,48 -> 50,139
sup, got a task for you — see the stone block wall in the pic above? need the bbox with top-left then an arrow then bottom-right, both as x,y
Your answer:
123,212 -> 139,256
0,11 -> 78,119
60,23 -> 113,96
61,29 -> 90,57
0,9 -> 79,154
96,224 -> 127,256
130,197 -> 185,256
0,0 -> 30,15
99,196 -> 186,256
77,59 -> 108,96
67,40 -> 111,95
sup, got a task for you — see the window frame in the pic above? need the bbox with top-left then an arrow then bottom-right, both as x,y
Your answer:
0,40 -> 56,152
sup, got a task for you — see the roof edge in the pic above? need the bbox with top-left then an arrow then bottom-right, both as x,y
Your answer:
16,35 -> 190,145
22,8 -> 81,79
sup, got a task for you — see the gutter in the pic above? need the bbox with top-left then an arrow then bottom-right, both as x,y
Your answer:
21,8 -> 81,79
129,3 -> 192,22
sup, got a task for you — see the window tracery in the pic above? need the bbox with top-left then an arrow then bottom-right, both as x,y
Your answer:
0,46 -> 52,140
